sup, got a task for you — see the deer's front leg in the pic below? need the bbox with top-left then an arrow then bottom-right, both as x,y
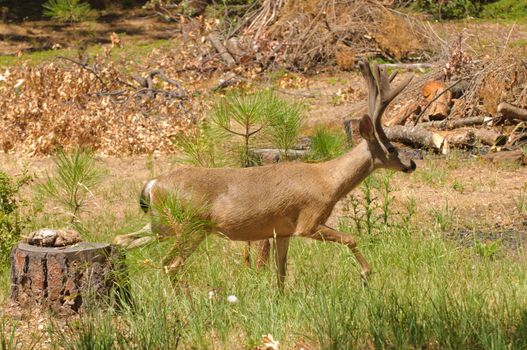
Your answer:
304,225 -> 372,279
155,220 -> 207,286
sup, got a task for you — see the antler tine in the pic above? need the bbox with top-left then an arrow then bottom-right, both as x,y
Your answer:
370,63 -> 413,128
358,60 -> 378,119
360,60 -> 413,130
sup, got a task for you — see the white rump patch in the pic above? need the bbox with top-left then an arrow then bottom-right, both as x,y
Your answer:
144,179 -> 157,198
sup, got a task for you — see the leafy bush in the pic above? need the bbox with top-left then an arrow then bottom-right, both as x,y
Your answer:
39,148 -> 104,223
206,89 -> 306,167
42,0 -> 95,23
0,170 -> 31,265
210,90 -> 273,167
173,124 -> 229,168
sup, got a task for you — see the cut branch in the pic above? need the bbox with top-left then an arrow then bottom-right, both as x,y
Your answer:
420,116 -> 493,129
207,31 -> 236,67
385,125 -> 445,152
380,63 -> 433,70
497,102 -> 527,122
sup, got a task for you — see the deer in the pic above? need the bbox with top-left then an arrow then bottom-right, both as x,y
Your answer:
113,60 -> 415,288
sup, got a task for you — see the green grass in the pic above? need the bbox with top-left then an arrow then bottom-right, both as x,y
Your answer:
480,0 -> 527,22
2,203 -> 527,348
1,161 -> 527,348
0,39 -> 173,68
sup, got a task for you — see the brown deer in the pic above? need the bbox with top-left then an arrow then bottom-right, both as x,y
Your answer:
114,61 -> 415,288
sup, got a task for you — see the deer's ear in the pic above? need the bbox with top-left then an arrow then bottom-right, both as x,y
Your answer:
359,114 -> 375,141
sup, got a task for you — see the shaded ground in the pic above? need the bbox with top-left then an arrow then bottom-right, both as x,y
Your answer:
0,8 -> 176,56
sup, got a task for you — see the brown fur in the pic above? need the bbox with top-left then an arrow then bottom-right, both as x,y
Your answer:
114,61 -> 416,288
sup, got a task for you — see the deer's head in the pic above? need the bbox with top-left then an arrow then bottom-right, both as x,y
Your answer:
358,61 -> 416,174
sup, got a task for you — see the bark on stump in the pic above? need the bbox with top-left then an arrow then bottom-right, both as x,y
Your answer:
10,242 -> 129,314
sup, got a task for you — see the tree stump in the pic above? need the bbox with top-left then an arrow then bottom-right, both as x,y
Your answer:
10,242 -> 129,314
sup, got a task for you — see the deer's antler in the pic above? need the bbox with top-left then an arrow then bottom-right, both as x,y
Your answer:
359,60 -> 413,133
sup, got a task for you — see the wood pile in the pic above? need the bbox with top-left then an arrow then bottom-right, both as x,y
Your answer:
377,41 -> 527,160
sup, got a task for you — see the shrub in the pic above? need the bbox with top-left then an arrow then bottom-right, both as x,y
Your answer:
307,126 -> 347,162
39,148 -> 104,223
0,170 -> 31,265
265,98 -> 305,161
42,0 -> 95,23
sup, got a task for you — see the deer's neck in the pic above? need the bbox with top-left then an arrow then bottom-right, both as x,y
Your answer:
325,141 -> 375,200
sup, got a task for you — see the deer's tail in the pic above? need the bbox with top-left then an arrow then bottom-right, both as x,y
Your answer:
140,179 -> 157,213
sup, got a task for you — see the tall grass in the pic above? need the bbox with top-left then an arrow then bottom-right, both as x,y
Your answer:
2,164 -> 527,349
11,222 -> 521,349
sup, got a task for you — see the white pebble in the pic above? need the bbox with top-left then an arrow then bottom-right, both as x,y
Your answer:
226,295 -> 238,303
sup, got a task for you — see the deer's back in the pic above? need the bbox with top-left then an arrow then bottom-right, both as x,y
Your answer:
154,163 -> 334,240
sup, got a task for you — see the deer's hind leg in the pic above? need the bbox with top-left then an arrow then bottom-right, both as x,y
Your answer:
243,240 -> 272,268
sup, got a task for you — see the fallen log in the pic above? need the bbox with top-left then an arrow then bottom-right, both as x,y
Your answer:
475,129 -> 506,146
386,101 -> 421,127
424,88 -> 452,121
440,129 -> 476,149
385,125 -> 445,152
420,116 -> 493,129
208,31 -> 236,67
414,79 -> 463,125
497,102 -> 527,122
483,149 -> 527,166
252,148 -> 308,163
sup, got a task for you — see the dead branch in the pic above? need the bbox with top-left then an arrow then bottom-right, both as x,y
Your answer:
57,55 -> 107,89
420,116 -> 493,129
207,31 -> 236,67
497,102 -> 527,122
132,69 -> 187,99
